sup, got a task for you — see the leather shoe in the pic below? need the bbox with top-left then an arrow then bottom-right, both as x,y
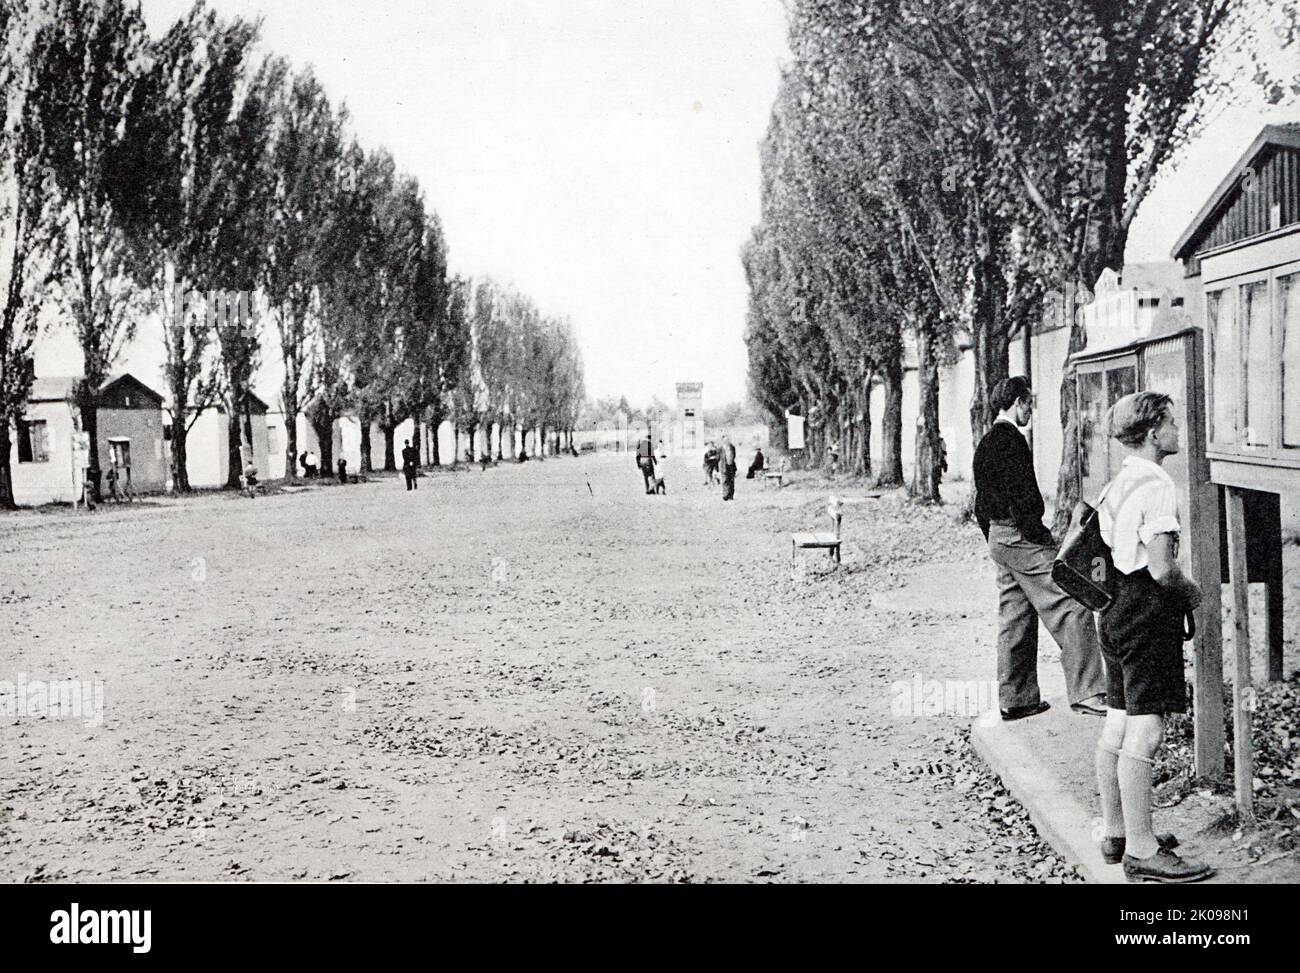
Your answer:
1101,832 -> 1178,864
1122,848 -> 1214,883
1070,694 -> 1108,716
1000,701 -> 1050,721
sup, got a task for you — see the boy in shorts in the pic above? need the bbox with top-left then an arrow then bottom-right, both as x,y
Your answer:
1094,391 -> 1213,883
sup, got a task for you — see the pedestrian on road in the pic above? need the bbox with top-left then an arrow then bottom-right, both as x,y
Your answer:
719,436 -> 737,501
305,449 -> 318,479
635,433 -> 656,494
401,439 -> 418,491
972,376 -> 1107,721
1093,391 -> 1212,884
703,441 -> 719,485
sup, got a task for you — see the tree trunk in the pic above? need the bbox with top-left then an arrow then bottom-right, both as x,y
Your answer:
282,353 -> 301,483
242,409 -> 255,477
911,320 -> 942,503
856,375 -> 873,480
1051,305 -> 1090,539
969,246 -> 1011,454
283,410 -> 299,483
430,411 -> 443,466
0,421 -> 15,508
411,416 -> 422,467
170,416 -> 192,493
77,381 -> 102,502
877,359 -> 904,487
225,409 -> 243,489
382,424 -> 396,472
452,422 -> 459,465
310,410 -> 335,474
360,419 -> 373,473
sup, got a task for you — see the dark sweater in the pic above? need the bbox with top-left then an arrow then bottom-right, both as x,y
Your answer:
972,420 -> 1052,545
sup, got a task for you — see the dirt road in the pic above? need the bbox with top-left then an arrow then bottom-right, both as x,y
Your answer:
1,453 -> 1082,882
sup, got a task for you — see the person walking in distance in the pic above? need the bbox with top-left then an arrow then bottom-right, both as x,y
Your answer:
973,376 -> 1107,720
635,433 -> 656,494
1093,392 -> 1212,883
401,439 -> 418,491
719,436 -> 737,501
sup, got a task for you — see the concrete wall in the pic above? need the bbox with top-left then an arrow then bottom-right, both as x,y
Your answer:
8,404 -> 77,505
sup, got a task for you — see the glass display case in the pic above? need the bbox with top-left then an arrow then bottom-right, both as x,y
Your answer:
1071,325 -> 1223,777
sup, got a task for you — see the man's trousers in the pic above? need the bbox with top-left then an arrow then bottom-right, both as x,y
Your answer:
986,523 -> 1106,709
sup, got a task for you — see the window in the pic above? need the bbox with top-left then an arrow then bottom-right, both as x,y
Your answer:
1207,288 -> 1236,445
1077,370 -> 1105,501
108,439 -> 131,468
1105,364 -> 1137,480
1241,281 -> 1271,447
1283,272 -> 1300,448
17,420 -> 49,463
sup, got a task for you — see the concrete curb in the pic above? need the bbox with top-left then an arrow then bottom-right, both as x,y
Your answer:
970,701 -> 1126,885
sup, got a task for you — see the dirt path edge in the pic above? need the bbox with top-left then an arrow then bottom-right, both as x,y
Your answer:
971,704 -> 1127,885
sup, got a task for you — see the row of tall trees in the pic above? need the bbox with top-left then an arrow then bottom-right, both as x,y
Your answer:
0,0 -> 586,505
448,278 -> 585,464
746,0 -> 1296,517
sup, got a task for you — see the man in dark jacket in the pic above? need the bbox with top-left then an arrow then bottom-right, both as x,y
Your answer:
635,434 -> 656,494
973,376 -> 1107,721
401,440 -> 418,490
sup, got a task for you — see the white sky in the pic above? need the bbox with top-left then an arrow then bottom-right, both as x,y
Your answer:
34,0 -> 1297,411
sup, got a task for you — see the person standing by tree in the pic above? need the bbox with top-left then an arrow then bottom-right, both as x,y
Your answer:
1094,392 -> 1211,883
972,376 -> 1106,720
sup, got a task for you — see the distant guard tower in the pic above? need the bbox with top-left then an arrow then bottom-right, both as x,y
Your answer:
675,382 -> 704,455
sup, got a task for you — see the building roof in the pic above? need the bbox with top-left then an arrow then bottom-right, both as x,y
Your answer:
1171,123 -> 1300,260
28,373 -> 165,406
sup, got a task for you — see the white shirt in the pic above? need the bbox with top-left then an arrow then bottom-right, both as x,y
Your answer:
1098,456 -> 1181,575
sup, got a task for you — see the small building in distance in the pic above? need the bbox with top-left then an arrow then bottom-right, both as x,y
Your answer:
9,373 -> 167,505
175,392 -> 272,490
674,382 -> 705,455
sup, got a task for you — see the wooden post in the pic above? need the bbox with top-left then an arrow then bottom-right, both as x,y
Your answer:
1183,332 -> 1224,778
1260,493 -> 1284,682
1224,486 -> 1255,826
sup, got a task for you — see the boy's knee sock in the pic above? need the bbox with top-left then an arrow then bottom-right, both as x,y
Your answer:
1117,749 -> 1158,855
1095,741 -> 1123,837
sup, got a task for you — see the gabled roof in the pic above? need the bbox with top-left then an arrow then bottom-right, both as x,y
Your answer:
28,373 -> 164,406
1171,123 -> 1300,260
99,373 -> 165,408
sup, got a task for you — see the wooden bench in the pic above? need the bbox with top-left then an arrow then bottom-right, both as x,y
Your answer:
763,459 -> 787,488
792,496 -> 843,565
